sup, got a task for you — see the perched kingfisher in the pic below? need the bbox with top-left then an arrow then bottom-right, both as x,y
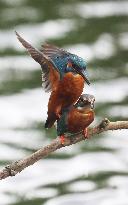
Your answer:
57,94 -> 95,144
15,32 -> 90,128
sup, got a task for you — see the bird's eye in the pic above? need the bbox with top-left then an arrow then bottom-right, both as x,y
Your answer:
81,98 -> 84,102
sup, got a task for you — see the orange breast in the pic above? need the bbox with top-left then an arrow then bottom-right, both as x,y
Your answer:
48,72 -> 84,114
47,72 -> 85,127
57,72 -> 84,107
67,108 -> 94,133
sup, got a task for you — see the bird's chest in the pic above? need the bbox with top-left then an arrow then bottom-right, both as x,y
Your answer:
58,72 -> 84,96
67,109 -> 94,133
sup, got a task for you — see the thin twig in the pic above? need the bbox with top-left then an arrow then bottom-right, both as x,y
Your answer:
0,118 -> 128,180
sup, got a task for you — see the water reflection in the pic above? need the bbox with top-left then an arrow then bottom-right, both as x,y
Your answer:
0,0 -> 128,204
0,19 -> 75,50
44,189 -> 128,205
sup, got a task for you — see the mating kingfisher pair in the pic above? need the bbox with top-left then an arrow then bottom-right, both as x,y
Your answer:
16,32 -> 95,144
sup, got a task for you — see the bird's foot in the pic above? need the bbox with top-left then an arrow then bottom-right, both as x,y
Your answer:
83,128 -> 90,139
59,135 -> 66,145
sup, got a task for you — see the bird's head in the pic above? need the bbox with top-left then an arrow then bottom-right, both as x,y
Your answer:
68,54 -> 90,85
75,94 -> 95,110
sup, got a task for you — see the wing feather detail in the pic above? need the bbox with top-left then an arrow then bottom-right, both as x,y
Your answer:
41,43 -> 68,58
15,31 -> 59,92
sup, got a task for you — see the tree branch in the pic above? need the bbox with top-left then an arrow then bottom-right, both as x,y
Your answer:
0,118 -> 128,180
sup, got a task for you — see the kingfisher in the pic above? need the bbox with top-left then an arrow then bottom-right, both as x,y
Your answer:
15,32 -> 90,128
57,94 -> 95,144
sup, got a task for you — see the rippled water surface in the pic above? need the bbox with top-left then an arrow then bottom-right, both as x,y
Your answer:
0,0 -> 128,205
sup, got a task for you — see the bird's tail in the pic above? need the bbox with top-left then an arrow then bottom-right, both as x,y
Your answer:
45,119 -> 50,128
45,115 -> 56,128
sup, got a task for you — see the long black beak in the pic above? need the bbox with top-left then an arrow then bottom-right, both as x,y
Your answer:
79,69 -> 90,85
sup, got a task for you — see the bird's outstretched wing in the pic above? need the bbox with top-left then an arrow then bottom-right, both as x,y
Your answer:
40,43 -> 70,76
41,43 -> 68,58
15,31 -> 59,92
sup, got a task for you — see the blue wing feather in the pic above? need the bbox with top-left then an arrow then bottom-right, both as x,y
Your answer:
16,32 -> 88,92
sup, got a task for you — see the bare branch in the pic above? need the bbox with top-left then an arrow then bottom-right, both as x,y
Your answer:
0,118 -> 128,180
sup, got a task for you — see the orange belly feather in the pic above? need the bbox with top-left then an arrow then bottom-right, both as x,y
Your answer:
47,72 -> 85,127
48,66 -> 60,91
67,108 -> 94,133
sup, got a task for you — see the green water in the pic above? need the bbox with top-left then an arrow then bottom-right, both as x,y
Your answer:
0,0 -> 128,205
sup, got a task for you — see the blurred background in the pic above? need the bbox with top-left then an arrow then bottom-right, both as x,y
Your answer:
0,0 -> 128,204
